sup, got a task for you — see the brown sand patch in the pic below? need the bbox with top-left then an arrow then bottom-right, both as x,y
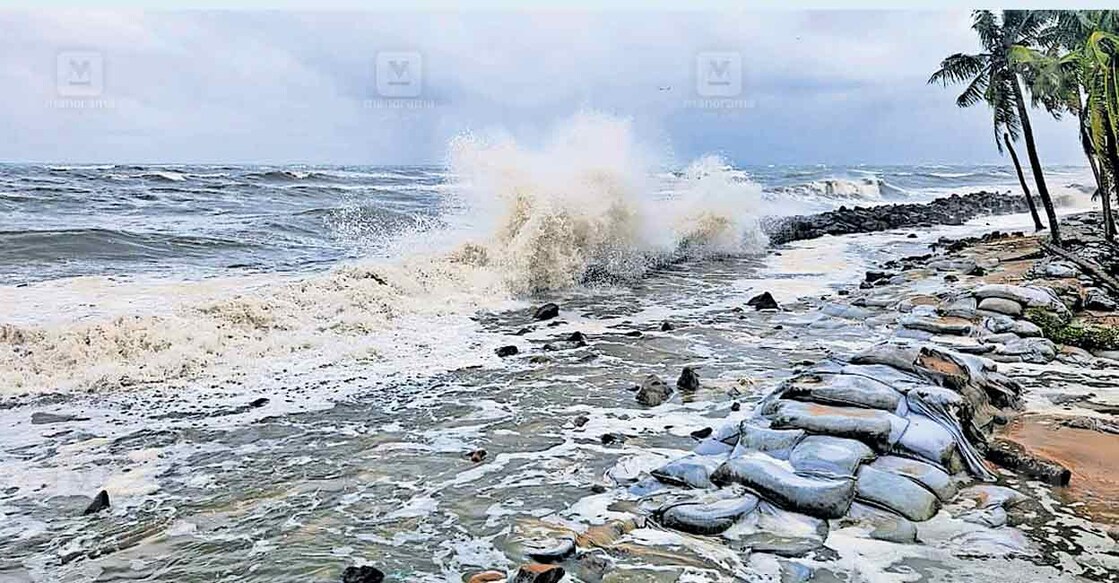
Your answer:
1001,414 -> 1119,525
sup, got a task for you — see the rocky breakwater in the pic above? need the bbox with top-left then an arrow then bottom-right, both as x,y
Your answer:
766,191 -> 1030,244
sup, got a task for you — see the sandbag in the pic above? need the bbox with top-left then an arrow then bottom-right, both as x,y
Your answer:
657,495 -> 760,536
723,501 -> 830,557
729,422 -> 806,460
855,465 -> 940,522
651,455 -> 722,489
780,373 -> 903,412
711,455 -> 856,519
895,413 -> 958,469
764,400 -> 906,450
869,455 -> 957,502
789,435 -> 875,479
837,501 -> 918,544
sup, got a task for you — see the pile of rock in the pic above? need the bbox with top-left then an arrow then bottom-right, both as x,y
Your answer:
766,191 -> 1030,245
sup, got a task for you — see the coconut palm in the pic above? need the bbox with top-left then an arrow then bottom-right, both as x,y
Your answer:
930,10 -> 1060,242
1014,10 -> 1119,240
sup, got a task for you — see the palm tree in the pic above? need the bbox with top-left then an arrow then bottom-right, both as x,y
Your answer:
1015,11 -> 1119,240
930,10 -> 1061,243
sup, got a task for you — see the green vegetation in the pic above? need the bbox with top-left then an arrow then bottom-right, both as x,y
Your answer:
1025,307 -> 1119,351
932,10 -> 1119,245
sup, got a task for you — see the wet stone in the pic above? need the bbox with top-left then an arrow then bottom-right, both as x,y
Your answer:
977,297 -> 1023,317
341,565 -> 384,583
532,303 -> 559,321
635,374 -> 673,407
676,367 -> 700,392
512,563 -> 564,583
659,320 -> 674,331
496,345 -> 519,358
747,291 -> 780,311
82,490 -> 110,516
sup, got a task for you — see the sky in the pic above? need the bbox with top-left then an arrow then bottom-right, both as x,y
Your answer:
0,9 -> 1088,166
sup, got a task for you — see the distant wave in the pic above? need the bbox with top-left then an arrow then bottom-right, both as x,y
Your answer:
770,177 -> 907,201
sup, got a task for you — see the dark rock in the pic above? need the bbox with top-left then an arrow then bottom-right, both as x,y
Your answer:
466,449 -> 487,463
512,564 -> 565,583
573,415 -> 590,428
83,490 -> 110,515
341,566 -> 384,583
624,330 -> 642,337
944,274 -> 959,283
566,331 -> 588,346
730,402 -> 742,412
987,438 -> 1071,486
689,427 -> 713,440
248,397 -> 269,408
496,345 -> 519,358
660,321 -> 674,331
635,374 -> 672,406
532,303 -> 559,321
747,291 -> 779,311
676,367 -> 700,392
590,483 -> 608,494
864,271 -> 889,284
515,327 -> 532,335
31,412 -> 89,425
600,433 -> 625,445
907,233 -> 918,239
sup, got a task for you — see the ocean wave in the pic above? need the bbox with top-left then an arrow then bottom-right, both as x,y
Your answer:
771,177 -> 895,201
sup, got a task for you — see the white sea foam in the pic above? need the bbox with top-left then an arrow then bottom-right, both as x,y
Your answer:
0,113 -> 768,394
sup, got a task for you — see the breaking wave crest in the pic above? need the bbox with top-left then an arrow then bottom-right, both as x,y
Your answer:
0,114 -> 768,393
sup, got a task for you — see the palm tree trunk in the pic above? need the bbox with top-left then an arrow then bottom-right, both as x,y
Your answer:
1004,133 -> 1044,231
1103,128 -> 1119,243
1012,75 -> 1062,244
1079,104 -> 1114,240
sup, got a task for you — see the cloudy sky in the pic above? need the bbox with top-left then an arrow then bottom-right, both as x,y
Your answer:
0,10 -> 1086,166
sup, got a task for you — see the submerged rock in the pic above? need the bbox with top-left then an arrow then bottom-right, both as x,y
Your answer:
677,367 -> 700,392
341,565 -> 384,583
496,345 -> 519,358
747,291 -> 780,311
524,538 -> 576,563
635,375 -> 673,407
83,490 -> 110,516
532,303 -> 560,321
512,564 -> 564,583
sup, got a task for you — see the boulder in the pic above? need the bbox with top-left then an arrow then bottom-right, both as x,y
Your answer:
657,495 -> 760,535
83,490 -> 110,516
496,345 -> 519,358
524,538 -> 576,563
635,375 -> 672,406
532,303 -> 560,321
855,465 -> 940,522
512,564 -> 564,583
676,367 -> 700,392
341,566 -> 384,583
1085,289 -> 1117,312
747,291 -> 780,311
977,297 -> 1023,317
711,455 -> 856,519
982,315 -> 1041,337
789,435 -> 876,478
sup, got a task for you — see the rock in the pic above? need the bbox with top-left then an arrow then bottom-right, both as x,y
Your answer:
524,538 -> 576,563
868,455 -> 957,501
1085,289 -> 1117,312
635,374 -> 672,406
573,415 -> 590,428
660,321 -> 674,331
986,438 -> 1071,486
651,455 -> 721,489
466,449 -> 487,463
747,291 -> 780,311
600,433 -> 625,446
570,551 -> 610,583
31,412 -> 90,425
341,566 -> 384,583
899,314 -> 973,336
855,465 -> 939,522
1043,261 -> 1078,278
689,427 -> 713,440
711,456 -> 857,519
977,297 -> 1023,317
676,367 -> 700,392
512,564 -> 564,583
973,284 -> 1068,315
466,571 -> 507,583
496,345 -> 519,358
83,490 -> 110,515
657,495 -> 760,535
789,435 -> 875,478
248,397 -> 269,408
764,400 -> 904,450
532,303 -> 559,321
992,337 -> 1058,364
865,271 -> 890,284
940,296 -> 977,319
